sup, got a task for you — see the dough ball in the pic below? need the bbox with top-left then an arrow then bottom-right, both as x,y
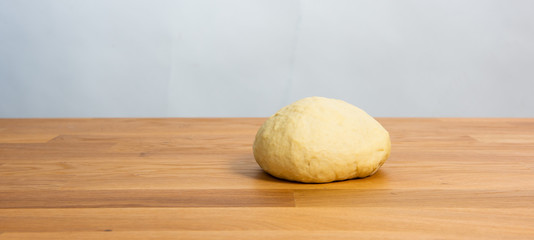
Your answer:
253,96 -> 390,183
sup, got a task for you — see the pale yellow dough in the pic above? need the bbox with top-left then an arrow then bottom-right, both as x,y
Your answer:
253,97 -> 391,183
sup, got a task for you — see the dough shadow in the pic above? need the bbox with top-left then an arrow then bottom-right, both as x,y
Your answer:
229,153 -> 390,185
228,153 -> 290,184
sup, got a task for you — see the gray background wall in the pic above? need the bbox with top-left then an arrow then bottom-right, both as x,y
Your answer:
1,0 -> 533,118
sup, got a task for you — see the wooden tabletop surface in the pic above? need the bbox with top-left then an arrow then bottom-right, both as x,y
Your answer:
0,118 -> 533,239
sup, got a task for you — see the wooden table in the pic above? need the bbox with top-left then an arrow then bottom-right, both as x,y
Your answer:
1,118 -> 533,239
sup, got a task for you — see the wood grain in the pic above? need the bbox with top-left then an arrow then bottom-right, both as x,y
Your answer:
1,118 -> 534,239
0,189 -> 295,208
1,208 -> 533,239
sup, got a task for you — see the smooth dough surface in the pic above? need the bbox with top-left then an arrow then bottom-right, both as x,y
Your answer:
253,97 -> 391,183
